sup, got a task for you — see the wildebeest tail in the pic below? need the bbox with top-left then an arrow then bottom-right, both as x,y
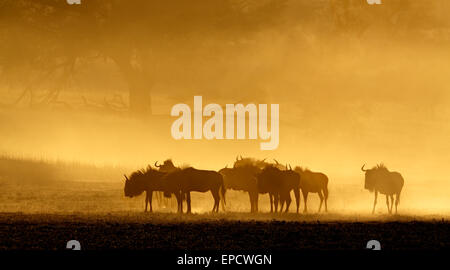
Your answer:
323,175 -> 329,199
323,186 -> 329,200
219,179 -> 226,208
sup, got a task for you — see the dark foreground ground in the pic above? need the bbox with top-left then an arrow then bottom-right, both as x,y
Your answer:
0,212 -> 448,250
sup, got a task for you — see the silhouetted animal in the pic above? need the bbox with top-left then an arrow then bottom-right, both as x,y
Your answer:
219,156 -> 268,213
154,159 -> 180,208
161,167 -> 226,214
294,166 -> 329,213
124,166 -> 166,212
256,165 -> 300,213
219,167 -> 259,212
361,164 -> 404,214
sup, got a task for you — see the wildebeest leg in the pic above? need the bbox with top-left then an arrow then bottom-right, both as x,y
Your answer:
385,195 -> 390,214
323,187 -> 328,212
389,194 -> 394,214
318,191 -> 324,212
249,191 -> 258,213
144,191 -> 149,212
395,193 -> 400,214
155,191 -> 160,208
293,189 -> 300,214
173,193 -> 178,213
176,192 -> 183,214
254,192 -> 259,213
274,194 -> 279,213
186,192 -> 192,214
211,190 -> 220,213
149,191 -> 153,213
284,193 -> 292,213
279,197 -> 285,213
269,194 -> 273,213
372,191 -> 378,214
302,190 -> 308,213
248,192 -> 254,213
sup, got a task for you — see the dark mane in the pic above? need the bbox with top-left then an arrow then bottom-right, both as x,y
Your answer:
129,170 -> 144,180
234,157 -> 267,168
129,165 -> 158,180
372,163 -> 389,172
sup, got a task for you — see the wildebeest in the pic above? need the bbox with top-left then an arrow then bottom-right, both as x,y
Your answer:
294,166 -> 329,213
361,164 -> 404,214
256,165 -> 300,213
219,166 -> 259,212
154,159 -> 180,208
124,166 -> 167,212
161,167 -> 226,214
219,156 -> 268,213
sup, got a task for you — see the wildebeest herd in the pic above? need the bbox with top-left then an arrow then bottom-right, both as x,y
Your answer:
124,157 -> 405,214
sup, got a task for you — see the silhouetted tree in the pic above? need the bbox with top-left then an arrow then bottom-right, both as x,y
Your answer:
0,0 -> 287,115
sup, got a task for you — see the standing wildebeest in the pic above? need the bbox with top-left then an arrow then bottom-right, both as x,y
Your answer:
154,159 -> 180,208
256,165 -> 300,213
361,164 -> 404,214
162,167 -> 226,214
124,166 -> 167,212
219,166 -> 259,212
219,156 -> 268,213
294,166 -> 329,213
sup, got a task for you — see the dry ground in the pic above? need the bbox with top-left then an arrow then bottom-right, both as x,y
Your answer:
0,212 -> 448,250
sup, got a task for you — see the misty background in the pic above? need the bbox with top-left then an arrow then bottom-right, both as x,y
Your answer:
0,0 -> 449,214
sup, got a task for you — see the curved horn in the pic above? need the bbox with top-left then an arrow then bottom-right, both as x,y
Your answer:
273,159 -> 280,165
239,155 -> 243,160
154,161 -> 161,168
124,174 -> 129,181
236,156 -> 239,161
361,164 -> 367,172
289,164 -> 292,170
261,158 -> 266,163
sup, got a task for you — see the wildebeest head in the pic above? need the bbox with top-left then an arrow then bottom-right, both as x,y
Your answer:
123,172 -> 143,198
124,167 -> 161,197
362,164 -> 388,192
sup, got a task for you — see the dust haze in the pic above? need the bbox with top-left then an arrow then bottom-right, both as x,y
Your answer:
0,0 -> 449,216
